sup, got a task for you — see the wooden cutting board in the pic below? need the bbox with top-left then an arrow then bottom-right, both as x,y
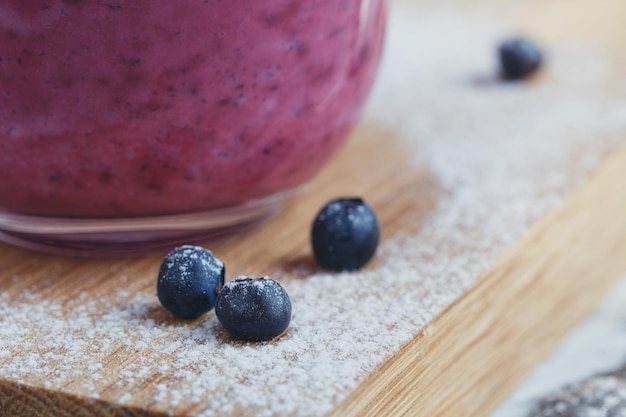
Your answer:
2,0 -> 626,416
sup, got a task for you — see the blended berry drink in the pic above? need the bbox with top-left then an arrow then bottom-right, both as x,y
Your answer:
0,1 -> 386,253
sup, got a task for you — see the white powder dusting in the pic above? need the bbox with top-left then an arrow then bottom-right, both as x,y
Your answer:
2,2 -> 626,417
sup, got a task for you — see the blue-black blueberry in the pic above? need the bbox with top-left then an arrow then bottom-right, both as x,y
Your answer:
215,277 -> 292,342
498,37 -> 543,80
157,245 -> 225,319
311,197 -> 379,271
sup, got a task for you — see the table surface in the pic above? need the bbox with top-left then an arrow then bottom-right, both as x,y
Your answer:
2,1 -> 626,416
493,273 -> 626,416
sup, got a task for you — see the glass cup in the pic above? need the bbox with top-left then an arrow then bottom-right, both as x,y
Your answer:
0,0 -> 387,255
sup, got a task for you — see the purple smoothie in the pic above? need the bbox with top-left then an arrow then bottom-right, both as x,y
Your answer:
0,0 -> 386,218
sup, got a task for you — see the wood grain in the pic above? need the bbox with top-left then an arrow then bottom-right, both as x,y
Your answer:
0,123 -> 436,417
330,142 -> 626,417
1,0 -> 626,416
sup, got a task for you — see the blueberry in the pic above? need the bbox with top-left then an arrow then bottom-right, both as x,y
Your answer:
215,277 -> 292,342
157,245 -> 225,319
311,197 -> 379,271
498,37 -> 543,80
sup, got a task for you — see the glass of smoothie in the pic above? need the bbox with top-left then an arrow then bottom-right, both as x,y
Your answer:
0,0 -> 387,256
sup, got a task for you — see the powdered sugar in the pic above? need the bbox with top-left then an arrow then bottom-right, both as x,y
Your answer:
2,1 -> 626,416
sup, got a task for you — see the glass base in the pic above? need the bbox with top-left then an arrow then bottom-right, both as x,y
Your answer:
0,193 -> 289,257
